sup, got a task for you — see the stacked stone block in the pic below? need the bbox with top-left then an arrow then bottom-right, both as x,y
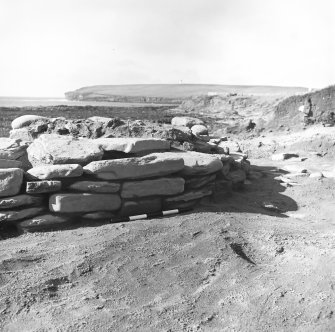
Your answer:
0,116 -> 250,233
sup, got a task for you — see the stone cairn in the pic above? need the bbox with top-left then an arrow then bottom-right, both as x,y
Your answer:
0,115 -> 250,233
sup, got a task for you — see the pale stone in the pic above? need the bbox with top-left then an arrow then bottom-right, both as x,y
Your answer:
0,159 -> 23,169
67,181 -> 120,193
49,193 -> 121,213
0,137 -> 28,160
18,214 -> 71,231
185,174 -> 216,190
119,197 -> 162,217
309,172 -> 324,179
84,153 -> 184,180
121,177 -> 185,198
0,168 -> 24,197
11,115 -> 47,129
94,137 -> 170,154
87,116 -> 113,124
27,134 -> 103,166
271,153 -> 299,161
9,128 -> 35,142
26,164 -> 83,180
0,207 -> 45,222
163,152 -> 223,176
282,165 -> 308,173
191,124 -> 208,136
171,116 -> 204,128
26,180 -> 62,194
0,194 -> 43,209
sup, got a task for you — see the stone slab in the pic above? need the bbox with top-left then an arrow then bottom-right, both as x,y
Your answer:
121,177 -> 185,198
49,193 -> 121,213
0,138 -> 28,160
0,207 -> 45,222
27,134 -> 103,166
0,159 -> 23,169
171,117 -> 204,128
18,214 -> 72,231
0,168 -> 24,197
185,174 -> 216,190
84,153 -> 184,180
163,152 -> 223,176
95,137 -> 170,154
0,194 -> 44,210
26,180 -> 62,194
67,181 -> 120,193
26,164 -> 83,180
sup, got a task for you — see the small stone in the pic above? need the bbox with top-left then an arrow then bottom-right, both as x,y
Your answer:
121,177 -> 185,198
49,193 -> 121,213
11,115 -> 47,129
0,168 -> 24,198
26,180 -> 62,194
0,207 -> 45,222
261,202 -> 282,213
67,181 -> 120,193
0,194 -> 44,209
26,164 -> 83,180
0,159 -> 23,169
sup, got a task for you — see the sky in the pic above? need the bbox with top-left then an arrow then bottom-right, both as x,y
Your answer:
0,0 -> 334,97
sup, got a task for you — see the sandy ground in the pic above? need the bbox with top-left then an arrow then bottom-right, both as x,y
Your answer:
1,130 -> 335,331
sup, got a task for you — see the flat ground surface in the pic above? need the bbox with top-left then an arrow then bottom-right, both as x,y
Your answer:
1,154 -> 335,331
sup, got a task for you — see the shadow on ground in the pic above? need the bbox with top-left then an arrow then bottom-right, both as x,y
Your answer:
0,164 -> 298,240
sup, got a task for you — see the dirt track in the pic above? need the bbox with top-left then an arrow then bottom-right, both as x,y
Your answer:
1,155 -> 335,331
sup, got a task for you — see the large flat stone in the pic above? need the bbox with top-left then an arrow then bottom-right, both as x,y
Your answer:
95,137 -> 170,154
67,181 -> 120,193
163,151 -> 223,176
121,177 -> 185,198
0,168 -> 24,197
0,138 -> 28,160
49,193 -> 121,213
0,207 -> 45,222
11,115 -> 47,129
27,134 -> 103,166
0,194 -> 44,210
18,214 -> 72,231
26,164 -> 83,180
0,159 -> 23,169
119,197 -> 162,217
26,180 -> 62,194
84,153 -> 184,180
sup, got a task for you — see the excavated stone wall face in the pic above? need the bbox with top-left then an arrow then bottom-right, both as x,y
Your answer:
0,116 -> 250,233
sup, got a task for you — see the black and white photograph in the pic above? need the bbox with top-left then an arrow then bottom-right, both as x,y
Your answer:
0,0 -> 334,331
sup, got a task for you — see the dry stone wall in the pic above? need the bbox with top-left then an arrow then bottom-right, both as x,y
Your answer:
0,115 -> 250,233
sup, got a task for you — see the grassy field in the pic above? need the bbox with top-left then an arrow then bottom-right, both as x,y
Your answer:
65,84 -> 308,102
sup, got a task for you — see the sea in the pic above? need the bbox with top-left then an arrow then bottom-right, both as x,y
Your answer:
0,97 -> 169,108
